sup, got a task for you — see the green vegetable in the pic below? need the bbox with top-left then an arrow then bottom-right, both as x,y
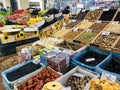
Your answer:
38,10 -> 48,17
0,15 -> 7,24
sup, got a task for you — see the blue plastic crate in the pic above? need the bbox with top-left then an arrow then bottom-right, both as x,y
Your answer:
72,46 -> 111,70
1,60 -> 45,89
95,52 -> 120,82
2,80 -> 14,90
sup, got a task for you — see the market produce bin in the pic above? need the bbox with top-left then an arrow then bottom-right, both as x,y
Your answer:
56,66 -> 100,90
72,46 -> 111,70
2,79 -> 14,90
95,52 -> 120,82
1,60 -> 45,89
14,67 -> 61,90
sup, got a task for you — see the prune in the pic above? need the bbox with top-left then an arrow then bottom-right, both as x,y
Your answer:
99,9 -> 117,21
6,62 -> 41,81
104,57 -> 120,74
78,51 -> 107,66
114,12 -> 120,21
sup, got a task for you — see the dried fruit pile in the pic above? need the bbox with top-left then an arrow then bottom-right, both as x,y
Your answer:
85,9 -> 102,21
17,67 -> 60,90
93,33 -> 119,46
89,79 -> 120,90
7,62 -> 42,81
104,57 -> 120,74
78,51 -> 107,66
99,9 -> 117,21
114,12 -> 120,21
89,22 -> 109,32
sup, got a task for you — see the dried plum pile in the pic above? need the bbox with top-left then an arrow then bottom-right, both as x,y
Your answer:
104,57 -> 120,74
6,62 -> 41,81
78,51 -> 107,66
99,9 -> 117,21
75,10 -> 89,20
114,12 -> 120,21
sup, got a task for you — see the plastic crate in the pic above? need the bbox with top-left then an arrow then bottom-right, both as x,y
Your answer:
1,60 -> 45,89
2,80 -> 14,90
95,52 -> 120,82
14,67 -> 62,90
56,66 -> 100,87
72,46 -> 111,70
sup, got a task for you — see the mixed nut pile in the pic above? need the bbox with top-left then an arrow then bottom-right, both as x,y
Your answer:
85,9 -> 102,21
64,74 -> 91,90
0,54 -> 18,72
93,33 -> 119,46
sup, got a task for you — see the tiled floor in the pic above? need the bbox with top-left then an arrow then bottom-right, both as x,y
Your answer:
0,75 -> 5,90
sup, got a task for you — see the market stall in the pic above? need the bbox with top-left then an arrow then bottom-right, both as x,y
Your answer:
0,6 -> 120,90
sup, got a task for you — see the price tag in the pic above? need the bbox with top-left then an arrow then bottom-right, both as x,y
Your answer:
62,26 -> 66,30
96,20 -> 102,23
112,21 -> 118,24
71,19 -> 77,22
86,29 -> 92,32
64,86 -> 71,90
90,8 -> 96,11
103,8 -> 109,11
73,27 -> 78,31
32,59 -> 40,65
90,6 -> 99,11
102,31 -> 110,35
83,19 -> 88,22
101,72 -> 116,82
82,9 -> 86,12
73,73 -> 85,77
86,58 -> 95,62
